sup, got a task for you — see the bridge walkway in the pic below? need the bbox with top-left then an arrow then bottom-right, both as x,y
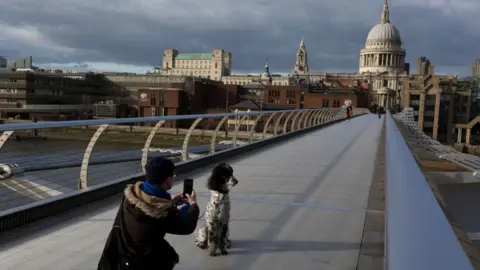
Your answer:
0,114 -> 384,270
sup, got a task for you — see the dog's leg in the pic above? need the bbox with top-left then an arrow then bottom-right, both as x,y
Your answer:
195,225 -> 208,249
207,221 -> 219,256
218,224 -> 229,255
225,224 -> 232,249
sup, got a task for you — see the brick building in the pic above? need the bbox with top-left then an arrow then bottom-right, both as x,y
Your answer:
137,77 -> 239,128
227,79 -> 367,133
238,79 -> 367,111
0,70 -> 130,120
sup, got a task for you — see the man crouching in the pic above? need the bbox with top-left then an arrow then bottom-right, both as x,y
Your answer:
98,157 -> 199,270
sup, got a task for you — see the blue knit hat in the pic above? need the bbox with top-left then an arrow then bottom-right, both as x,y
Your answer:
146,157 -> 175,185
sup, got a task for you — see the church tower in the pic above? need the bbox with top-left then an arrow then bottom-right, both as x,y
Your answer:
292,37 -> 309,75
360,0 -> 407,109
261,59 -> 273,85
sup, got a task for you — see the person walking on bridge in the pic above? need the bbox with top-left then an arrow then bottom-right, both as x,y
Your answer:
98,157 -> 200,270
346,105 -> 353,121
378,106 -> 383,119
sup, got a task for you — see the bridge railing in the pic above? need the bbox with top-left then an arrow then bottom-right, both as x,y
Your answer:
0,107 -> 368,232
394,107 -> 480,177
385,111 -> 474,270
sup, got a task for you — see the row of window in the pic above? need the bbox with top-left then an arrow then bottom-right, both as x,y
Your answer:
0,88 -> 18,93
175,60 -> 211,65
165,69 -> 218,75
149,92 -> 165,106
151,107 -> 168,116
0,88 -> 68,96
322,99 -> 342,108
107,75 -> 185,84
0,79 -> 91,88
0,79 -> 18,83
166,61 -> 218,70
223,80 -> 289,86
0,98 -> 19,103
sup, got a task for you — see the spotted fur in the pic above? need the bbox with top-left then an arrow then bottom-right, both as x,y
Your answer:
195,179 -> 236,256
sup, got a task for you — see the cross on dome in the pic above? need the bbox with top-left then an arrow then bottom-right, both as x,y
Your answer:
380,0 -> 390,24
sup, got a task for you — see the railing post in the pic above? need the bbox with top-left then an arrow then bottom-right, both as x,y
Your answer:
316,109 -> 325,124
248,114 -> 265,143
79,124 -> 109,189
303,110 -> 315,129
312,110 -> 322,126
0,131 -> 14,151
319,110 -> 330,124
273,112 -> 287,136
262,112 -> 279,139
181,118 -> 203,161
140,120 -> 166,172
283,111 -> 297,134
232,115 -> 249,148
328,109 -> 337,122
308,109 -> 319,128
296,110 -> 307,130
297,110 -> 309,130
210,116 -> 229,154
291,111 -> 303,132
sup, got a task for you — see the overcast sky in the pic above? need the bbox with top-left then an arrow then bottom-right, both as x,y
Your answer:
1,0 -> 479,75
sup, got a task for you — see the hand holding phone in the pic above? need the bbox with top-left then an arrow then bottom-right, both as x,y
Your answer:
183,179 -> 194,197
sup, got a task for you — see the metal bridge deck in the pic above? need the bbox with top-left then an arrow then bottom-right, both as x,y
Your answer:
0,115 -> 384,270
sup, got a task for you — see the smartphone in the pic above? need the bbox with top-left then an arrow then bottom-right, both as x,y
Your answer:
183,179 -> 194,197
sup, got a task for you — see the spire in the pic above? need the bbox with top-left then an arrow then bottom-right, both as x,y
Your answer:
300,36 -> 305,48
380,0 -> 390,24
262,58 -> 272,83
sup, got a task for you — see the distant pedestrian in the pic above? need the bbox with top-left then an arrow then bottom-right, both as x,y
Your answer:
346,106 -> 353,121
98,157 -> 199,270
378,106 -> 383,119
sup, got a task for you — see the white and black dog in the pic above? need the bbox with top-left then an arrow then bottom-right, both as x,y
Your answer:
195,163 -> 238,256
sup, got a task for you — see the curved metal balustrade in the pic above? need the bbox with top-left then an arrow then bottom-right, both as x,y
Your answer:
394,108 -> 480,175
385,111 -> 475,270
0,108 -> 368,222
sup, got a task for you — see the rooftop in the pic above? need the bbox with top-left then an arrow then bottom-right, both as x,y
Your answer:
175,53 -> 212,61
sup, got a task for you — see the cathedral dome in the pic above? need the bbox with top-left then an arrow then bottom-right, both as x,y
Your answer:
364,0 -> 402,47
366,23 -> 401,43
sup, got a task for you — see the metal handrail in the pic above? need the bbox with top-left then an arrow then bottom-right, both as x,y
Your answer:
394,107 -> 480,174
0,109 -> 312,131
2,108 -> 366,190
385,111 -> 474,270
0,108 -> 369,232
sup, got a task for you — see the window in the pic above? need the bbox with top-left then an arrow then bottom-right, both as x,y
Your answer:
333,100 -> 341,108
322,99 -> 329,107
150,93 -> 156,106
383,80 -> 388,87
151,106 -> 167,116
268,89 -> 280,104
286,90 -> 295,104
159,92 -> 165,105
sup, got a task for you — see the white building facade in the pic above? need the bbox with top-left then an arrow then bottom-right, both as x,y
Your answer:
359,0 -> 408,108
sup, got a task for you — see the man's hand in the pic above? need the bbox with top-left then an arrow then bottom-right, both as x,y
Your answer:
184,190 -> 197,205
172,194 -> 186,204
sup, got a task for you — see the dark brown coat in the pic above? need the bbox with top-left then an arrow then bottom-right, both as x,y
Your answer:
98,182 -> 200,270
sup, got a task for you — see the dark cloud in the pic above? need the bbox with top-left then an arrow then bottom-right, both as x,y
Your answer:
0,0 -> 478,75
